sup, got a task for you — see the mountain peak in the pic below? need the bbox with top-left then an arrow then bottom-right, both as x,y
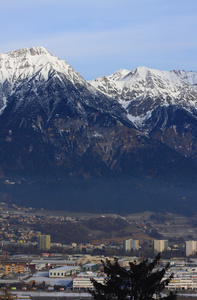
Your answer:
106,67 -> 171,82
91,66 -> 197,129
0,47 -> 90,116
29,46 -> 52,56
0,46 -> 73,86
108,69 -> 130,81
4,46 -> 52,58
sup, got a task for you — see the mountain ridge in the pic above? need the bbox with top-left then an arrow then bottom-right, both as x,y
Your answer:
90,66 -> 197,159
0,47 -> 197,215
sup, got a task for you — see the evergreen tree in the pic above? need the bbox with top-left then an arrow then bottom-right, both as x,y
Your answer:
89,254 -> 176,300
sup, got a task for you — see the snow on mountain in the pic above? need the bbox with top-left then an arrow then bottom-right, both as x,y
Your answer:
0,47 -> 128,133
0,46 -> 84,85
0,47 -> 98,115
1,48 -> 197,215
1,47 -> 197,162
90,67 -> 197,129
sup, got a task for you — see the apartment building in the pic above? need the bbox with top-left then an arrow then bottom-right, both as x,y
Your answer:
154,240 -> 168,253
186,241 -> 197,256
0,263 -> 28,275
124,239 -> 139,252
37,235 -> 50,251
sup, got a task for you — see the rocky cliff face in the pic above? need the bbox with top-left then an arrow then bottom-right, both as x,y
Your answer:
0,48 -> 197,215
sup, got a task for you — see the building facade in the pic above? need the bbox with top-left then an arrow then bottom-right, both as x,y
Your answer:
0,263 -> 28,275
166,274 -> 197,290
49,265 -> 80,277
124,239 -> 139,252
186,241 -> 197,256
73,272 -> 105,290
154,240 -> 168,253
37,235 -> 50,251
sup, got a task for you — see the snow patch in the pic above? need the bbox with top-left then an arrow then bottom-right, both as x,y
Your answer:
0,96 -> 7,115
127,109 -> 153,127
93,132 -> 103,138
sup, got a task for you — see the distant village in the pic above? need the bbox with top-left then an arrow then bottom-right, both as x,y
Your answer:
1,202 -> 197,296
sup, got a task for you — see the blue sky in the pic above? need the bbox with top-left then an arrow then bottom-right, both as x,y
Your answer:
1,0 -> 197,80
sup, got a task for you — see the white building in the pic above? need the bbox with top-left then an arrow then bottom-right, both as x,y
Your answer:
49,265 -> 80,277
154,240 -> 168,253
186,241 -> 197,256
164,262 -> 197,290
73,272 -> 105,290
165,274 -> 197,290
124,239 -> 139,252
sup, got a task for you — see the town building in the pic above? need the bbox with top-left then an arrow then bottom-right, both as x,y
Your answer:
124,239 -> 139,252
82,263 -> 98,272
165,268 -> 197,290
186,241 -> 197,256
49,265 -> 80,277
37,235 -> 50,251
153,240 -> 168,253
73,272 -> 105,290
0,263 -> 28,275
30,259 -> 77,269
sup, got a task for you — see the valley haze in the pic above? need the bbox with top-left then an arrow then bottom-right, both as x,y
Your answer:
0,47 -> 196,216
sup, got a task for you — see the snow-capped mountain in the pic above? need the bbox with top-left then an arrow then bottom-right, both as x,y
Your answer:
90,67 -> 197,126
0,47 -> 197,215
90,67 -> 197,158
0,46 -> 92,99
0,47 -> 127,124
0,47 -> 78,113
